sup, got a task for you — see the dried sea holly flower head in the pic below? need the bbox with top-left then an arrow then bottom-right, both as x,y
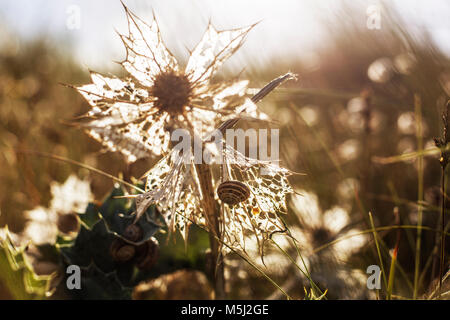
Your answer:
74,3 -> 265,162
134,74 -> 298,253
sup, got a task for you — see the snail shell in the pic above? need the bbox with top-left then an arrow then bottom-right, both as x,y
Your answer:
124,224 -> 143,242
110,239 -> 136,262
135,237 -> 159,270
217,180 -> 250,206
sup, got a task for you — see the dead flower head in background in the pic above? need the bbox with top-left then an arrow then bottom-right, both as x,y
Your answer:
74,4 -> 265,162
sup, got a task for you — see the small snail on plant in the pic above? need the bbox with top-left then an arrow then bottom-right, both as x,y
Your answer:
109,224 -> 159,271
109,239 -> 136,262
217,180 -> 250,206
123,224 -> 143,242
135,237 -> 159,271
216,153 -> 250,206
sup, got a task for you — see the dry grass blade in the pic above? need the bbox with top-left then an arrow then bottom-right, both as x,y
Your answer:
369,212 -> 388,292
387,208 -> 401,300
14,149 -> 144,193
372,147 -> 441,165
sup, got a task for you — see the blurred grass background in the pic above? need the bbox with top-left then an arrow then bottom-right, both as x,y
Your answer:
0,1 -> 449,299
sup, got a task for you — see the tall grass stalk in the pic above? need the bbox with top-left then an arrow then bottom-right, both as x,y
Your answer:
387,207 -> 401,300
386,183 -> 416,253
437,167 -> 446,297
413,94 -> 424,299
369,212 -> 388,292
387,247 -> 398,300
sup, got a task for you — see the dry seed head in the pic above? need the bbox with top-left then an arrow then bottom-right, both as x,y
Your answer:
74,4 -> 269,163
150,71 -> 192,114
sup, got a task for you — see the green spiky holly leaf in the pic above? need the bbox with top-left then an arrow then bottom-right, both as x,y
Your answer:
58,185 -> 211,299
60,219 -> 123,274
77,186 -> 161,245
78,203 -> 101,230
58,186 -> 161,298
98,186 -> 161,245
0,227 -> 54,299
68,263 -> 132,300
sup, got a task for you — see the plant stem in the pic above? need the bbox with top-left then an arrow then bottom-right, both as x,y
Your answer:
195,162 -> 225,299
387,247 -> 397,300
387,208 -> 401,300
434,100 -> 450,298
369,212 -> 388,292
439,165 -> 446,297
361,88 -> 373,212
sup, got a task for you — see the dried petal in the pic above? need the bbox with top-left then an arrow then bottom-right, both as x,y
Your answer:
221,144 -> 293,251
86,112 -> 171,162
136,149 -> 204,240
120,5 -> 178,87
185,24 -> 255,86
77,72 -> 148,109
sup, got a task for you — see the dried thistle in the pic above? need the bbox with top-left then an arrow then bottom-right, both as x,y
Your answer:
134,75 -> 296,254
434,101 -> 450,168
74,3 -> 265,162
71,3 -> 296,299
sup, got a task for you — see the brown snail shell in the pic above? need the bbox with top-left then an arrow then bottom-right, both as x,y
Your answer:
110,239 -> 136,262
123,224 -> 143,242
217,180 -> 250,206
135,237 -> 159,270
